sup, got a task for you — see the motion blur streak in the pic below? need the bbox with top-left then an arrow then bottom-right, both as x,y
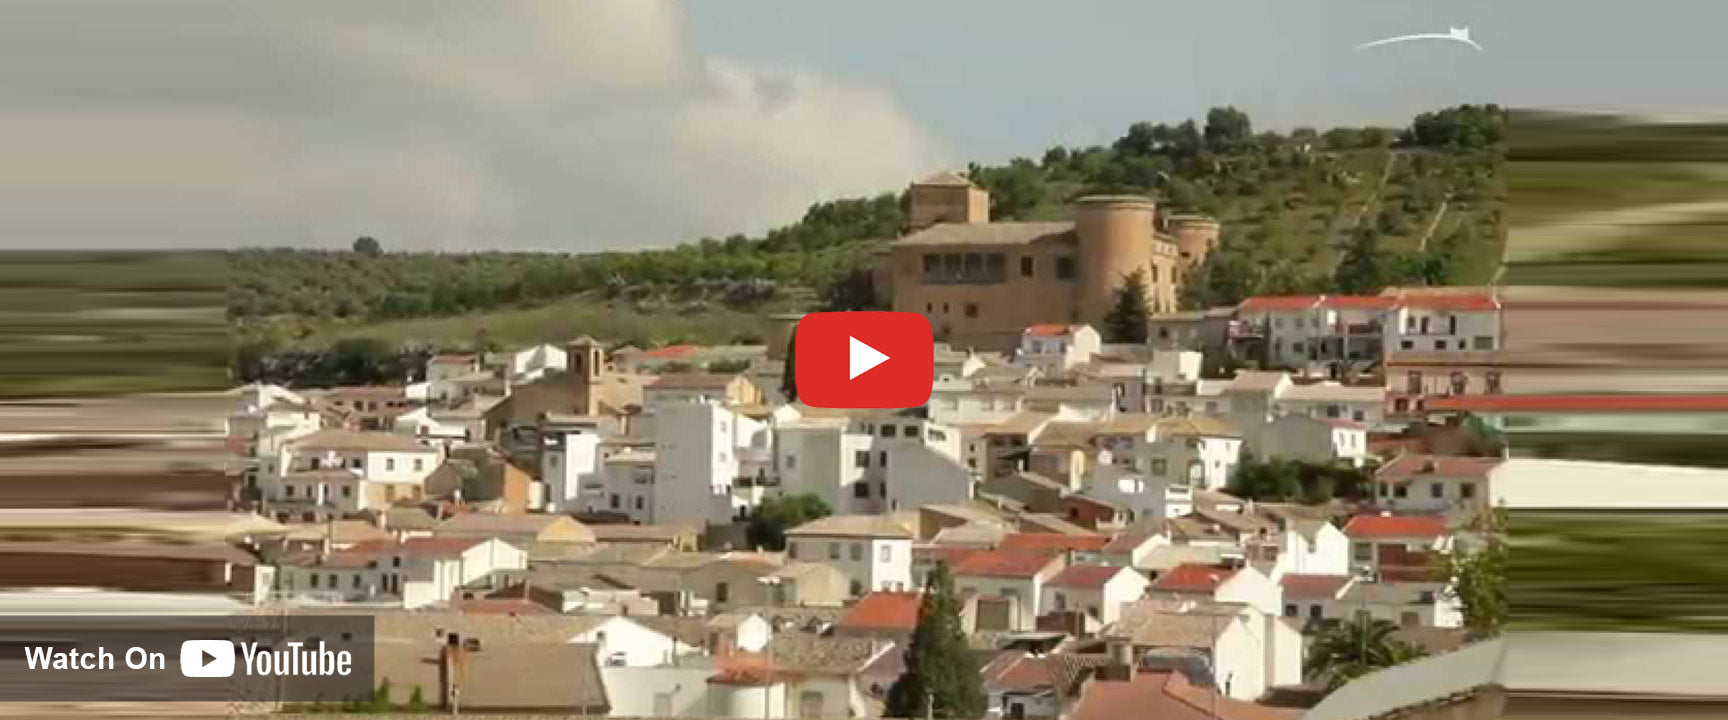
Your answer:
1502,110 -> 1728,632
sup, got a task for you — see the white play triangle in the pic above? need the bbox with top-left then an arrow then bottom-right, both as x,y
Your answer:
848,336 -> 890,380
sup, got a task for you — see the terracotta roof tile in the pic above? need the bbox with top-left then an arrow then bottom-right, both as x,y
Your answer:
1149,563 -> 1236,594
1376,453 -> 1502,484
952,549 -> 1061,578
1279,574 -> 1353,600
999,533 -> 1109,554
1343,514 -> 1447,539
837,591 -> 923,632
1047,565 -> 1137,590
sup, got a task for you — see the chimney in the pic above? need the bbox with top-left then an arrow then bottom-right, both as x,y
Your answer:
440,633 -> 467,713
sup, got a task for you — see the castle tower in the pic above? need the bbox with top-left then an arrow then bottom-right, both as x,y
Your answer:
907,171 -> 990,232
564,336 -> 605,415
1166,214 -> 1221,268
1074,195 -> 1157,324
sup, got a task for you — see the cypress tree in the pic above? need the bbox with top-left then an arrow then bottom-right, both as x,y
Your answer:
781,325 -> 798,402
885,563 -> 985,718
1102,269 -> 1152,343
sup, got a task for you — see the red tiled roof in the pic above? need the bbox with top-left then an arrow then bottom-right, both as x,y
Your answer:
1149,563 -> 1236,594
1238,296 -> 1324,312
999,533 -> 1110,553
952,549 -> 1060,578
915,546 -> 982,567
1392,293 -> 1498,311
1026,323 -> 1075,337
1072,669 -> 1298,720
1343,514 -> 1446,539
837,591 -> 924,632
1047,565 -> 1135,590
707,653 -> 800,686
1376,453 -> 1502,484
1279,574 -> 1353,600
1425,394 -> 1728,413
1321,295 -> 1399,310
642,344 -> 698,358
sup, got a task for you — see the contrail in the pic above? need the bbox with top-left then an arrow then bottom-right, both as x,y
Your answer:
1357,27 -> 1484,53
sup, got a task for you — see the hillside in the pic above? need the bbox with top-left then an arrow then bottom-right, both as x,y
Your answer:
231,105 -> 1505,359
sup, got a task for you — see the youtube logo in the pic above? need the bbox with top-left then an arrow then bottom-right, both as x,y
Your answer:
795,312 -> 932,409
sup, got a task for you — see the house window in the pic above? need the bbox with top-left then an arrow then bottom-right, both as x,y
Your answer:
1309,605 -> 1323,620
1474,336 -> 1494,350
879,450 -> 889,466
849,580 -> 863,596
309,574 -> 319,588
1460,483 -> 1476,499
610,494 -> 620,509
1485,371 -> 1503,395
284,485 -> 295,498
1352,543 -> 1372,562
341,486 -> 352,498
853,483 -> 869,499
1430,482 -> 1444,499
1352,410 -> 1366,421
1020,257 -> 1034,277
1400,340 -> 1414,350
634,496 -> 645,510
1150,459 -> 1167,476
392,557 -> 401,568
1283,604 -> 1297,617
829,543 -> 841,560
1055,257 -> 1077,280
785,455 -> 797,469
1434,339 -> 1448,351
880,425 -> 896,438
413,459 -> 424,471
964,303 -> 979,319
880,545 -> 892,563
1377,484 -> 1388,498
850,544 -> 863,561
1406,371 -> 1422,394
715,582 -> 729,603
385,458 -> 395,471
349,458 -> 362,470
1450,372 -> 1468,395
352,574 -> 363,589
855,451 -> 870,468
787,542 -> 799,559
923,254 -> 939,275
1417,590 -> 1436,604
1394,485 -> 1408,498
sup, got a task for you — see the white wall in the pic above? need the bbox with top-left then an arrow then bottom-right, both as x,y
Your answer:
542,429 -> 603,512
1384,308 -> 1500,355
787,536 -> 911,596
572,616 -> 700,667
655,400 -> 758,525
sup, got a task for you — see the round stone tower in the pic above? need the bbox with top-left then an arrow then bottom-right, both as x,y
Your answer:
1166,213 -> 1221,268
1074,195 -> 1157,324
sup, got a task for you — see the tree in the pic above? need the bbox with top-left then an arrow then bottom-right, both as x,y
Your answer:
1227,455 -> 1372,504
406,685 -> 427,712
1101,269 -> 1151,343
885,564 -> 986,718
369,678 -> 393,712
1204,106 -> 1254,153
1444,506 -> 1508,640
1305,616 -> 1426,691
1333,229 -> 1392,295
780,326 -> 798,403
746,493 -> 831,551
822,266 -> 878,311
352,236 -> 383,256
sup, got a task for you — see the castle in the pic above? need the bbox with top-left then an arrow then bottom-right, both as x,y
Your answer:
872,171 -> 1217,351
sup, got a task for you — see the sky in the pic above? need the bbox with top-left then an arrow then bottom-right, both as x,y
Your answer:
5,0 -> 1728,252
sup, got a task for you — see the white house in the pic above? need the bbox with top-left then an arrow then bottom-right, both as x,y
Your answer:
1381,289 -> 1502,356
784,515 -> 914,597
654,399 -> 769,525
261,429 -> 443,523
1372,454 -> 1501,513
502,343 -> 569,385
1086,459 -> 1192,523
391,406 -> 483,444
951,549 -> 1067,632
1275,382 -> 1387,427
1146,561 -> 1283,617
593,449 -> 656,521
569,615 -> 704,668
275,536 -> 525,609
1041,564 -> 1148,630
1342,514 -> 1450,575
541,420 -> 606,512
1017,323 -> 1103,375
1106,598 -> 1303,702
1338,578 -> 1463,629
1244,414 -> 1369,467
1278,573 -> 1355,624
1238,295 -> 1394,370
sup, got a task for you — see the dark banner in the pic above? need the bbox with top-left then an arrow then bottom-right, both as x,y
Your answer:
0,615 -> 374,703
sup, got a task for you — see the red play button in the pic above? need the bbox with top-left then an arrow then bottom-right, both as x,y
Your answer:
795,312 -> 932,409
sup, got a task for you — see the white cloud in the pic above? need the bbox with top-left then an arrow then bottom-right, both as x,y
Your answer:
0,0 -> 943,250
